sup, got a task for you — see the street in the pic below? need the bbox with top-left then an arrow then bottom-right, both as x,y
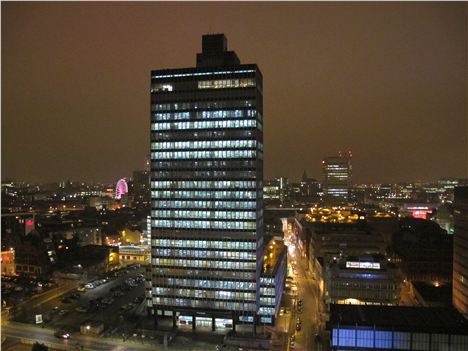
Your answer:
279,226 -> 326,351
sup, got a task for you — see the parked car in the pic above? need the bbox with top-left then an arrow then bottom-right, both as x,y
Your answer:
69,293 -> 80,300
75,306 -> 88,313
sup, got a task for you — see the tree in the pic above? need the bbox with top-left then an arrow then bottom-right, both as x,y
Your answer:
32,342 -> 48,351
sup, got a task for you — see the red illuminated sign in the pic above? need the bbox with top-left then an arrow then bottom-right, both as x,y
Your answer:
412,210 -> 430,219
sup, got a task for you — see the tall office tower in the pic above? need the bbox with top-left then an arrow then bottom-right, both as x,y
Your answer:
453,186 -> 468,318
149,34 -> 263,331
322,151 -> 352,205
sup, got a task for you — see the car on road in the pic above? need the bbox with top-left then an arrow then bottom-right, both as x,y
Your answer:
296,317 -> 302,330
76,286 -> 86,292
75,306 -> 88,313
54,328 -> 71,339
85,283 -> 95,289
102,297 -> 114,305
58,309 -> 68,316
289,335 -> 295,348
296,319 -> 302,331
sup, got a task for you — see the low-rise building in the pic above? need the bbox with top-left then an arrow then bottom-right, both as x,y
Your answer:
327,304 -> 468,351
77,245 -> 119,274
1,249 -> 16,275
14,231 -> 52,277
119,245 -> 150,265
392,218 -> 452,284
324,256 -> 402,305
258,239 -> 287,325
306,221 -> 386,275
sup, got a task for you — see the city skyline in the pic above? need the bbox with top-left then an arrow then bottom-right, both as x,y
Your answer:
2,2 -> 468,184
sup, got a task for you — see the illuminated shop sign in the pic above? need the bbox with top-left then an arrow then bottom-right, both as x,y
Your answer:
346,261 -> 381,270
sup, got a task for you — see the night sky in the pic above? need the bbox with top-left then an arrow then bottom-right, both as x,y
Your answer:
2,2 -> 467,184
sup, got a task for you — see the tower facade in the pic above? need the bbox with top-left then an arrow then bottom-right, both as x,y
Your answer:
322,151 -> 352,205
149,34 -> 264,327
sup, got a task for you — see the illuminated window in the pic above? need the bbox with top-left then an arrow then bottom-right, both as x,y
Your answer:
151,119 -> 256,131
151,84 -> 173,92
198,78 -> 255,89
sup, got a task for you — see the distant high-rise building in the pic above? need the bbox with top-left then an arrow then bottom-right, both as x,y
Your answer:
322,151 -> 352,204
263,177 -> 288,203
149,34 -> 264,330
453,186 -> 468,318
133,170 -> 150,195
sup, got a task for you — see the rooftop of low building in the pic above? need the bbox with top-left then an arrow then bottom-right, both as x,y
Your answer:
328,304 -> 468,334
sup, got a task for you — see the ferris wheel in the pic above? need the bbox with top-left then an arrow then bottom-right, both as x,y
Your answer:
115,177 -> 128,200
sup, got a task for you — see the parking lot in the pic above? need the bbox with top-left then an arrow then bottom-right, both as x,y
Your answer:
17,265 -> 147,338
2,275 -> 58,307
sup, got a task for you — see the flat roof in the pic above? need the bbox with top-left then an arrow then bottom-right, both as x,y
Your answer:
328,304 -> 468,334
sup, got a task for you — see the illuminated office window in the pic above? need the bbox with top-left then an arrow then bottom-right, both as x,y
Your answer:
198,78 -> 255,89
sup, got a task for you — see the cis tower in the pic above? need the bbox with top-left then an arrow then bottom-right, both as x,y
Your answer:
149,34 -> 264,330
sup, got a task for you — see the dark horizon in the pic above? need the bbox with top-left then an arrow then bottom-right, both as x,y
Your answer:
2,2 -> 467,184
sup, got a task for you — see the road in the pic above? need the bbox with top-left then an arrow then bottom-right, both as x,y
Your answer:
3,320 -> 228,351
2,321 -> 161,351
280,228 -> 325,351
291,245 -> 323,351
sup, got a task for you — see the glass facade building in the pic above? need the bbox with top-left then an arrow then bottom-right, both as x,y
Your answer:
148,34 -> 264,326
